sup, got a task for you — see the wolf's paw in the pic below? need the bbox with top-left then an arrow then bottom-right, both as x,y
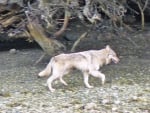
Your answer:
101,80 -> 105,85
87,85 -> 94,89
101,82 -> 105,86
60,78 -> 68,86
63,82 -> 68,86
49,88 -> 55,92
101,77 -> 105,85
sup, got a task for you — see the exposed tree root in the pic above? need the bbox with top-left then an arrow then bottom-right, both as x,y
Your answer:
71,32 -> 88,52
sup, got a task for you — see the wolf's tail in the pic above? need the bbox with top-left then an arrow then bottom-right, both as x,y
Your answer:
38,58 -> 54,77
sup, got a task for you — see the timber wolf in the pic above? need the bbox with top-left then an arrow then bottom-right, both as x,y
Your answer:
38,45 -> 119,92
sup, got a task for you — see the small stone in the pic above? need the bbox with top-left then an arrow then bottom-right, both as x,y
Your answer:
101,99 -> 110,104
74,104 -> 84,110
84,103 -> 97,110
132,96 -> 138,100
15,106 -> 22,110
87,109 -> 100,113
114,100 -> 120,105
112,92 -> 119,98
112,107 -> 118,111
9,49 -> 17,54
123,110 -> 133,113
111,85 -> 119,90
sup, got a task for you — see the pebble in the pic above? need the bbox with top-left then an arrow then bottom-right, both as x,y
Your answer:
9,49 -> 17,54
132,96 -> 138,100
112,92 -> 119,98
123,110 -> 134,113
112,107 -> 118,111
111,85 -> 119,90
85,109 -> 100,113
84,102 -> 97,110
114,100 -> 121,105
101,99 -> 110,104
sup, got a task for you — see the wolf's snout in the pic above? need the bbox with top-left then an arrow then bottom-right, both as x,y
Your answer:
115,58 -> 120,63
37,74 -> 42,78
112,57 -> 120,64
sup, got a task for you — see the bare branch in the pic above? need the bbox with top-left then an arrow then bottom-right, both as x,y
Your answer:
71,32 -> 88,52
53,0 -> 70,37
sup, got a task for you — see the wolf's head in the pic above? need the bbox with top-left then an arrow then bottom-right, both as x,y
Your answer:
105,45 -> 120,64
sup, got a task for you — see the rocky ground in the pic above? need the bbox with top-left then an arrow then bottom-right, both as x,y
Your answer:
0,29 -> 150,113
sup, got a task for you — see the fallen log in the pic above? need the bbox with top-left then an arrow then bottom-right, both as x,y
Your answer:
27,18 -> 66,55
1,16 -> 21,28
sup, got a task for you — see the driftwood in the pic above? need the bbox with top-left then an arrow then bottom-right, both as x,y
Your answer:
0,3 -> 26,39
0,1 -> 67,56
1,16 -> 21,28
26,17 -> 66,55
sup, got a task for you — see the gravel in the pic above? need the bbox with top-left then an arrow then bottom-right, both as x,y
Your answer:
0,48 -> 149,113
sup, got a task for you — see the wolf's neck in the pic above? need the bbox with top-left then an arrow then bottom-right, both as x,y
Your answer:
98,49 -> 110,65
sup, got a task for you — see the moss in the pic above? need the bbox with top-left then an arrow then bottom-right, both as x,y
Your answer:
0,92 -> 11,97
70,99 -> 82,105
117,77 -> 134,85
6,102 -> 22,107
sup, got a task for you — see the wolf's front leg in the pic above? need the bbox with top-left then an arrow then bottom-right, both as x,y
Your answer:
89,70 -> 105,85
83,72 -> 93,88
99,72 -> 105,85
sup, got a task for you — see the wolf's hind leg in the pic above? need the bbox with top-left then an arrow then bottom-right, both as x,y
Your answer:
60,76 -> 68,86
83,72 -> 93,88
89,71 -> 105,85
47,74 -> 60,92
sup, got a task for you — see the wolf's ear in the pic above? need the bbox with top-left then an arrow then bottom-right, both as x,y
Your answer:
106,45 -> 110,51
